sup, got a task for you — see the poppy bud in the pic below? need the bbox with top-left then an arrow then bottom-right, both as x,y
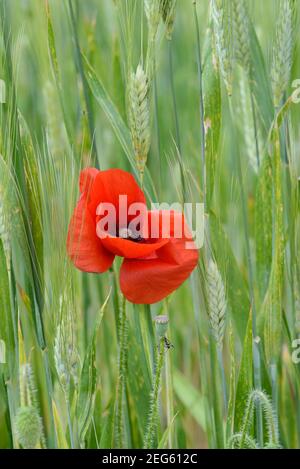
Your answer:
154,315 -> 169,338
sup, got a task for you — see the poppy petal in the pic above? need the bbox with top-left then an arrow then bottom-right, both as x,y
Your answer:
89,168 -> 146,220
67,193 -> 114,273
98,233 -> 169,258
120,211 -> 199,303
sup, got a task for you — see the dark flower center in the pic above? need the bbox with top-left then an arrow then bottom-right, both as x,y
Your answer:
118,227 -> 144,243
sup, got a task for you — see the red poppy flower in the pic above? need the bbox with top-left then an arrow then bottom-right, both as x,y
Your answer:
67,168 -> 198,304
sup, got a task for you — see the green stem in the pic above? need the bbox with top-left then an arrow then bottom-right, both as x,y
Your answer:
165,344 -> 174,448
217,346 -> 227,413
66,396 -> 75,449
115,295 -> 127,448
143,337 -> 165,449
269,363 -> 278,415
41,351 -> 57,447
250,91 -> 260,170
145,304 -> 156,370
239,394 -> 255,449
165,300 -> 175,448
190,271 -> 215,447
209,339 -> 224,447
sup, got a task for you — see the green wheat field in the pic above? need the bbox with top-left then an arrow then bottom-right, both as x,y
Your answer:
1,0 -> 300,450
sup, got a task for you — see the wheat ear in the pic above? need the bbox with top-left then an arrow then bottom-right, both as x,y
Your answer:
128,64 -> 151,181
211,0 -> 233,96
271,0 -> 294,108
206,259 -> 227,349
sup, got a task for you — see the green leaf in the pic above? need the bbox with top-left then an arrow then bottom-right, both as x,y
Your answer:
76,340 -> 97,444
0,375 -> 12,448
99,396 -> 116,449
203,29 -> 221,209
173,369 -> 207,432
76,291 -> 111,443
46,3 -> 59,80
46,3 -> 73,145
248,22 -> 274,134
126,325 -> 152,441
158,412 -> 178,449
20,115 -> 44,294
226,323 -> 236,440
0,241 -> 14,380
255,154 -> 273,300
52,400 -> 69,449
263,131 -> 284,365
0,157 -> 31,276
112,36 -> 126,121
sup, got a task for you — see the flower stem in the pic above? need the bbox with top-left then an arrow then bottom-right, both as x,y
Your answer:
165,349 -> 174,448
143,336 -> 165,449
115,295 -> 128,448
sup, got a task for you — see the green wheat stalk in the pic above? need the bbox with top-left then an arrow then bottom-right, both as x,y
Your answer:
115,296 -> 128,448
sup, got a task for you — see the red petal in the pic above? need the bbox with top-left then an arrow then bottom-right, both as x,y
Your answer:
67,192 -> 114,273
89,169 -> 146,221
120,211 -> 199,303
99,233 -> 169,258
